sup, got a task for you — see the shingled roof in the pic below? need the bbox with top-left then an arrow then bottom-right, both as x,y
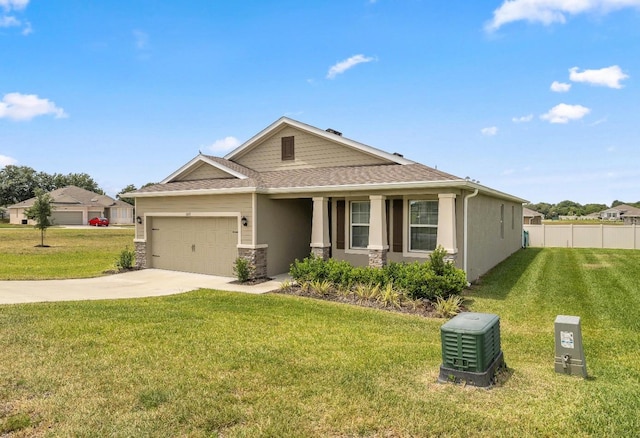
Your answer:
8,186 -> 130,209
131,155 -> 466,194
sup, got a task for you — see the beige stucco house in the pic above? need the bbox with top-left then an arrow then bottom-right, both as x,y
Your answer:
523,207 -> 544,224
8,186 -> 134,225
127,117 -> 526,282
599,204 -> 640,224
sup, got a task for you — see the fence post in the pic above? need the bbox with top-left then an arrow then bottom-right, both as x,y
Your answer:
569,224 -> 574,248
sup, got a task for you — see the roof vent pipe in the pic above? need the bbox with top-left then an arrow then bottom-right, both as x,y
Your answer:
463,188 -> 479,283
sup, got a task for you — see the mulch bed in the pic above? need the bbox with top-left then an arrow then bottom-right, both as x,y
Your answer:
274,285 -> 447,318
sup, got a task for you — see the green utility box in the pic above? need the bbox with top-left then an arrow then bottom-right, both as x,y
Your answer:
438,312 -> 505,387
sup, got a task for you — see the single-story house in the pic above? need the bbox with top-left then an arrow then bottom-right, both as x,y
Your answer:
523,207 -> 544,224
599,204 -> 640,224
8,185 -> 134,225
127,117 -> 526,282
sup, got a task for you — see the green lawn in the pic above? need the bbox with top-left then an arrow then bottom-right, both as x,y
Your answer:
0,227 -> 134,279
1,248 -> 639,436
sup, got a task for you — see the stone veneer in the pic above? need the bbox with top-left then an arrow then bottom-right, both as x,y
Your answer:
237,247 -> 268,279
134,241 -> 147,269
368,248 -> 388,268
310,246 -> 331,260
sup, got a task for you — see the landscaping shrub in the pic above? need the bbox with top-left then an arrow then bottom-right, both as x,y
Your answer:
233,257 -> 253,283
115,247 -> 135,271
434,295 -> 465,318
289,246 -> 467,301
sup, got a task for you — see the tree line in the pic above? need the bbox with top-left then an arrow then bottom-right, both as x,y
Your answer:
0,165 -> 150,207
526,200 -> 640,219
0,165 -> 103,206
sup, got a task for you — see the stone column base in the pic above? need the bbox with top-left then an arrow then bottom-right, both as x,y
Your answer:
311,246 -> 331,260
368,248 -> 388,268
134,241 -> 147,269
237,247 -> 268,279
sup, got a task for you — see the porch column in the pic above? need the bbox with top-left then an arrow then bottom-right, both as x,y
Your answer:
368,195 -> 388,268
310,197 -> 331,260
437,193 -> 458,257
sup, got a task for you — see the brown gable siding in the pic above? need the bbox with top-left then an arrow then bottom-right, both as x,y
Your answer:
233,126 -> 389,172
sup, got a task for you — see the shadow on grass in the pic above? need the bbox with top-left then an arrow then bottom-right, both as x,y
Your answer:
468,248 -> 544,301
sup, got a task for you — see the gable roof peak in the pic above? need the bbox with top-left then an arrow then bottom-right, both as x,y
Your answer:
224,117 -> 415,165
160,154 -> 249,184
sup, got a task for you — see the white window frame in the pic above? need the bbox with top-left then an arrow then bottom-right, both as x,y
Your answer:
408,199 -> 438,252
350,201 -> 370,250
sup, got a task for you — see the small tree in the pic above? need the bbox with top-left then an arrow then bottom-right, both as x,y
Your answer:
24,189 -> 54,247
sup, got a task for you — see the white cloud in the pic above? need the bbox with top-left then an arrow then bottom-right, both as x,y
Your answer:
486,0 -> 640,32
0,0 -> 29,10
569,65 -> 629,89
326,54 -> 375,79
133,30 -> 149,50
512,114 -> 533,123
0,92 -> 68,121
208,136 -> 241,153
0,14 -> 18,26
540,103 -> 590,124
0,0 -> 31,34
550,81 -> 571,92
20,19 -> 30,34
0,154 -> 18,167
481,126 -> 498,136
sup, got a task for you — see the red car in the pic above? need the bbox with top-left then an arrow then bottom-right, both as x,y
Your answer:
88,217 -> 109,227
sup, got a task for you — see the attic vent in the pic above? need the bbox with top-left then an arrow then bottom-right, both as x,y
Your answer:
326,128 -> 342,136
393,152 -> 403,157
91,197 -> 98,202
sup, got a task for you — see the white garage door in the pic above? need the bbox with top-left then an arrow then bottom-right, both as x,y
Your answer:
149,217 -> 238,276
51,211 -> 83,225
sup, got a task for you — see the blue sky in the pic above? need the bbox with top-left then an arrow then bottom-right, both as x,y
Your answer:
1,0 -> 639,205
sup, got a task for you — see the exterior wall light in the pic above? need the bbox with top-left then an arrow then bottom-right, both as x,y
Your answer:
136,216 -> 142,224
241,216 -> 248,227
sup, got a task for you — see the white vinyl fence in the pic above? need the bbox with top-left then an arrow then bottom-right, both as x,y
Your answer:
524,224 -> 640,249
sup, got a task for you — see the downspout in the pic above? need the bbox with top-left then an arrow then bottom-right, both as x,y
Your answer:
463,188 -> 479,283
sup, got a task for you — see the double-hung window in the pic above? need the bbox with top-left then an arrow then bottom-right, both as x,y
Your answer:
409,200 -> 438,251
350,201 -> 370,249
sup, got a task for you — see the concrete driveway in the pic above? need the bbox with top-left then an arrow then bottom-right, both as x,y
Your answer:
0,269 -> 287,305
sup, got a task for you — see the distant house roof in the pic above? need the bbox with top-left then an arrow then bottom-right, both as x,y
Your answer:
523,207 -> 544,218
605,204 -> 640,218
8,186 -> 131,209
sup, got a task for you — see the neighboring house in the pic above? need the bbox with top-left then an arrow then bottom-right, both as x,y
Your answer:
8,186 -> 134,225
127,117 -> 526,282
600,204 -> 640,224
523,207 -> 544,225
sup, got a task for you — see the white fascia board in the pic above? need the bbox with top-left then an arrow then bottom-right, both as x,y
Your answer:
224,117 -> 414,165
127,187 -> 257,198
160,155 -> 248,184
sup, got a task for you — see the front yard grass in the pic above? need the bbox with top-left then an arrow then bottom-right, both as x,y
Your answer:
0,227 -> 134,279
1,248 -> 639,436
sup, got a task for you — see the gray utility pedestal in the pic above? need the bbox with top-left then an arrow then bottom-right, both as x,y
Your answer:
554,315 -> 587,378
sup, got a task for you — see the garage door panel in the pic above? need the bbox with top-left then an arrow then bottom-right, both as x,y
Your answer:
150,217 -> 237,276
51,211 -> 83,225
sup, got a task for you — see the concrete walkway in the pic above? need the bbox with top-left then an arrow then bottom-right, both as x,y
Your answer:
0,269 -> 288,305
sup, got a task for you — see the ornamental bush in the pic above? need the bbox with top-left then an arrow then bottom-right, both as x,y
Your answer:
289,246 -> 467,301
